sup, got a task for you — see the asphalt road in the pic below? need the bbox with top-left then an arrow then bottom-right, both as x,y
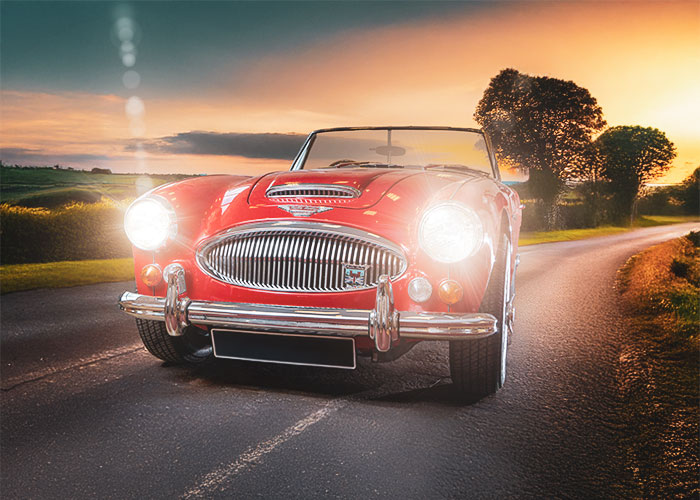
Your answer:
2,222 -> 698,499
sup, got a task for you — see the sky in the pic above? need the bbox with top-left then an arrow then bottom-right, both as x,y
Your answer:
1,1 -> 698,183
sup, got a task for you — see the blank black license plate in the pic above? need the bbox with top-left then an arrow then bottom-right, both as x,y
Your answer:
211,329 -> 356,369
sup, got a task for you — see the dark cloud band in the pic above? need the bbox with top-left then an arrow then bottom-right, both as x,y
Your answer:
131,131 -> 307,160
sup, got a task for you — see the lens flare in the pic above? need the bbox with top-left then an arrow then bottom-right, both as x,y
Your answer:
120,41 -> 135,54
125,96 -> 145,116
115,17 -> 135,42
122,70 -> 141,89
121,53 -> 136,67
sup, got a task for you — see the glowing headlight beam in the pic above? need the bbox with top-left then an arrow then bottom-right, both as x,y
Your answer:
124,196 -> 177,251
418,202 -> 483,263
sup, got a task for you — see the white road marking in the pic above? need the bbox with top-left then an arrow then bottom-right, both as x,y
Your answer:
1,343 -> 144,391
181,398 -> 346,499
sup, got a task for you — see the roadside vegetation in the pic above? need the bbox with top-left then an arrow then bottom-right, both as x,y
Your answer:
1,201 -> 131,264
519,215 -> 699,246
619,231 -> 699,342
617,232 -> 699,497
0,257 -> 134,294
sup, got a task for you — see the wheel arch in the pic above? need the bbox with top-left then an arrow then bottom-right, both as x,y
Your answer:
498,210 -> 513,244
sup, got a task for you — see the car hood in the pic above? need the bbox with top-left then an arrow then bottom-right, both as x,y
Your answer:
152,168 -> 499,246
247,168 -> 420,209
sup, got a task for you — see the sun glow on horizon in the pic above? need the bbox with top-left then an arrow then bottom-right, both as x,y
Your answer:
1,1 -> 698,183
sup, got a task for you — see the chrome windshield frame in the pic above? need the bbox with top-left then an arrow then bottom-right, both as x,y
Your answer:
290,126 -> 500,180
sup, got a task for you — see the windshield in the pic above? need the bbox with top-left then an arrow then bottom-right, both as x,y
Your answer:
296,128 -> 494,176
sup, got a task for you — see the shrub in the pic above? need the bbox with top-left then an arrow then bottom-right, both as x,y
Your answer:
670,257 -> 690,279
686,231 -> 700,248
620,234 -> 700,340
0,200 -> 132,264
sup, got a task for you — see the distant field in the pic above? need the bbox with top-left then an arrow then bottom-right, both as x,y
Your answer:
0,166 -> 193,207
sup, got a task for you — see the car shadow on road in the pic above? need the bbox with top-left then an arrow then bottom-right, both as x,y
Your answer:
165,353 -> 466,407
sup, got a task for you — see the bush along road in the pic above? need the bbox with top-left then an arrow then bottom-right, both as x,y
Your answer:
616,232 -> 699,498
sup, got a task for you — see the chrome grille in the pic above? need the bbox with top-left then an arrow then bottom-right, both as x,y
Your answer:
266,184 -> 360,199
197,222 -> 406,292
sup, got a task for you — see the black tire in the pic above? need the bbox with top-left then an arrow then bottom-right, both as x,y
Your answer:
449,233 -> 512,402
135,318 -> 213,364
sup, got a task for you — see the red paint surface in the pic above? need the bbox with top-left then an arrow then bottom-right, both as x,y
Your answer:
133,167 -> 521,324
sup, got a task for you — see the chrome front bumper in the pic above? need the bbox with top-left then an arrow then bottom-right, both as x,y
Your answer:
118,266 -> 496,353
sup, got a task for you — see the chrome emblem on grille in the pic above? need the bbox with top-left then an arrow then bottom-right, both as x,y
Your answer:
343,264 -> 368,289
278,205 -> 333,217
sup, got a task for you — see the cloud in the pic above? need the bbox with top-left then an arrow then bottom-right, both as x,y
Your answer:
131,131 -> 307,160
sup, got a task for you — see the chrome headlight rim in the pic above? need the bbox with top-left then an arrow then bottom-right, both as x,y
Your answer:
418,201 -> 484,264
124,195 -> 178,251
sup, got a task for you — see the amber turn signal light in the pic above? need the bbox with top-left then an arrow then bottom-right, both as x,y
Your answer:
141,264 -> 163,287
438,279 -> 463,305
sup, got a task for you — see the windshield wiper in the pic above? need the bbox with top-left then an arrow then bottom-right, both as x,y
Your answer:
325,161 -> 404,169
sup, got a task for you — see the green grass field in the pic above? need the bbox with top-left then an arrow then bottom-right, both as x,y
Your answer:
0,166 -> 192,207
0,258 -> 134,294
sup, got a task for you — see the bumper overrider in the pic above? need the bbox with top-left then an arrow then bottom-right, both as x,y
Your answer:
118,264 -> 497,353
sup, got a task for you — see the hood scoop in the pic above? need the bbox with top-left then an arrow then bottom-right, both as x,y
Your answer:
266,183 -> 361,199
248,168 -> 419,209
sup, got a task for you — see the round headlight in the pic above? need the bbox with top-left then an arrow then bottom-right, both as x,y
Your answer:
124,196 -> 177,251
419,202 -> 483,263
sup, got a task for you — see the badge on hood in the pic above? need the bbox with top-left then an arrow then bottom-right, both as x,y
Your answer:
277,205 -> 333,217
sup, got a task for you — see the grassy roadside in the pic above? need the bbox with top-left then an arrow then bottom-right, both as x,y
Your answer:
616,233 -> 699,498
519,215 -> 699,246
0,258 -> 134,294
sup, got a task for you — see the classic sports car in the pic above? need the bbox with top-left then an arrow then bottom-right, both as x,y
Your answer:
119,126 -> 521,400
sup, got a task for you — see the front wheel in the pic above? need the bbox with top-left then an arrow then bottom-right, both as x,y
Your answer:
136,318 -> 213,364
449,233 -> 512,402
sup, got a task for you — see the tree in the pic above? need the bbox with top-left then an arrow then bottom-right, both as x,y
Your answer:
570,142 -> 612,227
595,126 -> 676,223
676,167 -> 699,215
91,167 -> 112,175
474,68 -> 606,229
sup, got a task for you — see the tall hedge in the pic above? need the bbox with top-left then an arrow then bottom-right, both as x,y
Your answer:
0,201 -> 132,264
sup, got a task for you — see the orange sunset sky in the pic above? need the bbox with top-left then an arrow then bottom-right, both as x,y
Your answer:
1,1 -> 698,183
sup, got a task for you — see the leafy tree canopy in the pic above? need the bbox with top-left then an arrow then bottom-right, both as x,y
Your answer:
678,167 -> 700,215
474,68 -> 606,204
596,126 -> 676,186
595,125 -> 676,222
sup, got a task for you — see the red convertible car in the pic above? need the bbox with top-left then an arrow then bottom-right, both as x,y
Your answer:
119,126 -> 521,400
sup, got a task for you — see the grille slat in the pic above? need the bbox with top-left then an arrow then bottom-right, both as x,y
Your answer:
198,224 -> 406,292
270,235 -> 280,289
337,240 -> 347,289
